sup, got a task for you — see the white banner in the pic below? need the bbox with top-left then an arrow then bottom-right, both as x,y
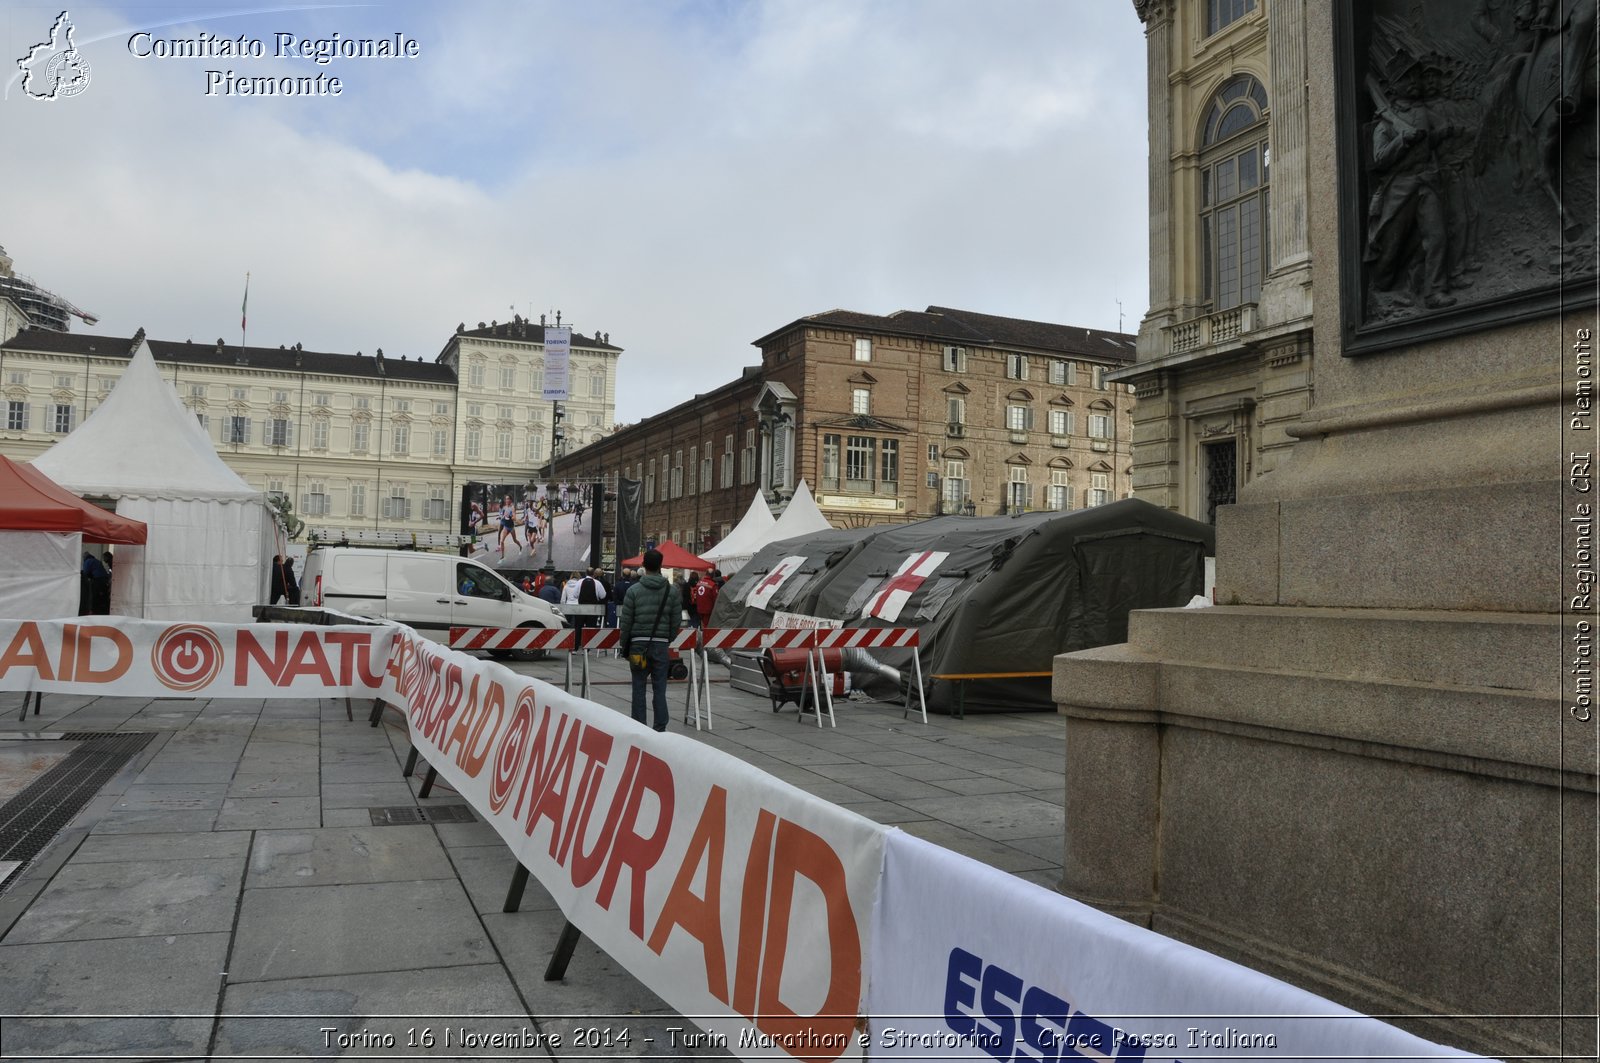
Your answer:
380,627 -> 886,1062
0,618 -> 395,699
866,831 -> 1474,1063
745,556 -> 807,610
543,325 -> 571,400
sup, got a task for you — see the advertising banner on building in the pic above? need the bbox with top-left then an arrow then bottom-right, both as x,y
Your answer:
382,627 -> 886,1061
543,325 -> 571,401
866,831 -> 1471,1063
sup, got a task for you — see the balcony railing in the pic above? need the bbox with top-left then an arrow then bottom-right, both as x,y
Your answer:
1165,303 -> 1257,355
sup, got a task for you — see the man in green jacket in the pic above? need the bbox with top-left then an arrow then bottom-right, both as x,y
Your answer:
619,548 -> 681,731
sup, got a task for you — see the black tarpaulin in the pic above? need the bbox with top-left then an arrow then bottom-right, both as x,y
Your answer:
713,500 -> 1213,713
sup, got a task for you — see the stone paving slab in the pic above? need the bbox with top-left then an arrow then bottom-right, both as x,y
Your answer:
215,964 -> 529,1058
228,770 -> 322,798
72,829 -> 252,863
448,843 -> 544,916
323,780 -> 422,809
901,791 -> 1067,840
87,807 -> 220,834
216,794 -> 323,830
113,782 -> 231,811
230,879 -> 496,982
4,855 -> 243,943
248,825 -> 456,888
0,932 -> 228,1058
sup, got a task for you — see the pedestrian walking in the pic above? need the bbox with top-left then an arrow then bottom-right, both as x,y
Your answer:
619,549 -> 681,732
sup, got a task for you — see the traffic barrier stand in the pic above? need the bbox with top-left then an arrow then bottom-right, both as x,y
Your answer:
450,624 -> 928,723
681,629 -> 713,731
811,627 -> 928,724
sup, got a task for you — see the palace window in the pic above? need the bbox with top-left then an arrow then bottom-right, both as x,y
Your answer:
1049,410 -> 1075,437
1207,0 -> 1256,35
943,459 -> 968,508
1007,467 -> 1029,512
851,388 -> 870,415
392,424 -> 410,456
1089,473 -> 1112,508
349,483 -> 366,517
1047,470 -> 1073,511
1200,74 -> 1270,311
6,402 -> 25,431
854,338 -> 872,362
1005,353 -> 1028,380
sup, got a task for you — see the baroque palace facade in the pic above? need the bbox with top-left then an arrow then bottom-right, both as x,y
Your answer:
0,310 -> 622,537
557,306 -> 1136,552
1110,0 -> 1314,523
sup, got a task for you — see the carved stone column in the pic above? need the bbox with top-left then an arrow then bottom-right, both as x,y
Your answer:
1256,0 -> 1313,329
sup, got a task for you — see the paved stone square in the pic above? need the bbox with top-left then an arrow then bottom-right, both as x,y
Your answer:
0,652 -> 1067,1059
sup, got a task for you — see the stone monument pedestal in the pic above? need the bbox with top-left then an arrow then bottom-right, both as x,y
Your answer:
1057,1 -> 1598,1056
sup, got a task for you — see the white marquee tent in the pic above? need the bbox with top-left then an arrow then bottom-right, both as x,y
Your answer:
32,338 -> 272,622
746,480 -> 833,552
700,491 -> 777,575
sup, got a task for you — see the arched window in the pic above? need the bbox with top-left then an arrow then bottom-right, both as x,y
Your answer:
1200,75 -> 1269,310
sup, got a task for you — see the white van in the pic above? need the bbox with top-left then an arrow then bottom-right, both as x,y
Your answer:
301,548 -> 566,656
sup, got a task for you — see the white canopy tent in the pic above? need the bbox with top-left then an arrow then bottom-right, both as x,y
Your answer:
738,480 -> 834,558
32,338 -> 272,622
700,492 -> 777,575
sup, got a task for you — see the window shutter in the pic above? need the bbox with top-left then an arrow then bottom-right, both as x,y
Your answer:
1025,407 -> 1035,431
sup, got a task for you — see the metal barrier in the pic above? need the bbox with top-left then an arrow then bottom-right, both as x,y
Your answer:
447,625 -> 929,726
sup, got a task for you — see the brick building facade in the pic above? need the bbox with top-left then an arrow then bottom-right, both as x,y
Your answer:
559,305 -> 1136,552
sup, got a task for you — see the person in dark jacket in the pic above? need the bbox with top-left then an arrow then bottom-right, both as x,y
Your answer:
81,552 -> 109,615
619,549 -> 681,731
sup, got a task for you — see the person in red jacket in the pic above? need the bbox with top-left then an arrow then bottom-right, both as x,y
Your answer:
692,569 -> 719,628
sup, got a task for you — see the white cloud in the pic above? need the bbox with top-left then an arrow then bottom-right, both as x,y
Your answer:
4,0 -> 1149,422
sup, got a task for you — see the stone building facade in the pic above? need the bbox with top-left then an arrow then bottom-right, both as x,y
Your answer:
1112,0 -> 1314,522
557,306 -> 1137,551
1054,1 -> 1597,1057
0,314 -> 621,538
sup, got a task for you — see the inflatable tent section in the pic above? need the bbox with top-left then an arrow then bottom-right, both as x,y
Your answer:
816,499 -> 1213,712
0,456 -> 147,619
718,500 -> 1214,713
31,337 -> 271,622
711,525 -> 882,629
699,492 -> 776,575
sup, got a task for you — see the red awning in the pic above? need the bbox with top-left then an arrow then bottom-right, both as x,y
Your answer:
0,457 -> 147,544
620,541 -> 714,571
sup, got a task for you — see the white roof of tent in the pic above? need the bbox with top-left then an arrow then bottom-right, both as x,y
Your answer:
751,480 -> 833,549
702,492 -> 776,564
33,340 -> 259,500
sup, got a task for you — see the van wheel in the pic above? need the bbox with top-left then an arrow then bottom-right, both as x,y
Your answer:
512,622 -> 549,662
668,660 -> 688,680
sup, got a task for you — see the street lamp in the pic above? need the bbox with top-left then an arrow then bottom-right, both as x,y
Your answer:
962,498 -> 976,517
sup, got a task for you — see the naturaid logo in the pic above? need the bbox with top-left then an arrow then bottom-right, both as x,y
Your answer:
17,10 -> 92,101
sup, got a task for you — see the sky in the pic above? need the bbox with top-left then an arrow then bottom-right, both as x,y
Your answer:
2,1 -> 1150,423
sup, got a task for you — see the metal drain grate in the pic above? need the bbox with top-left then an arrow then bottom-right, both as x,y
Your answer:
0,732 -> 154,894
368,804 -> 477,826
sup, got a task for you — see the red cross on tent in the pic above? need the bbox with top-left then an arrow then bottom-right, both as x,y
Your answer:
862,550 -> 949,622
745,555 -> 805,609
